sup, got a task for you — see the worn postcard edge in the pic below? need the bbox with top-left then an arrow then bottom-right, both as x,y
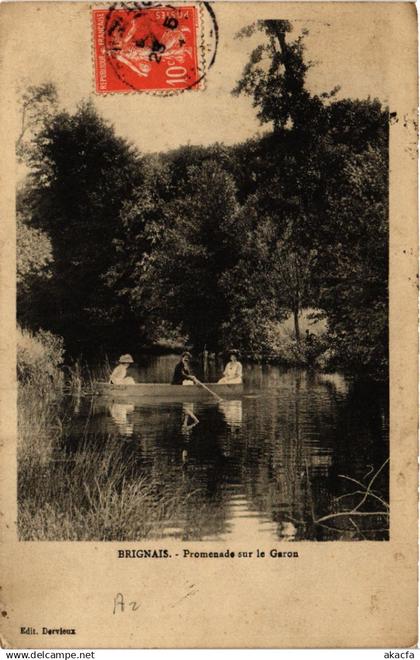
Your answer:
0,1 -> 418,649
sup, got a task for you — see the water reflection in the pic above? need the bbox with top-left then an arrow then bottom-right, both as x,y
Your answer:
109,402 -> 135,437
181,402 -> 200,436
278,520 -> 297,542
58,356 -> 388,541
224,489 -> 279,541
318,372 -> 349,396
218,400 -> 242,430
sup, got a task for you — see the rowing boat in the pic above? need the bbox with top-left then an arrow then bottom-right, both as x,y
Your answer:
95,382 -> 244,401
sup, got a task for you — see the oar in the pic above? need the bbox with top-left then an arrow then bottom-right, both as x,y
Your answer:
194,378 -> 223,402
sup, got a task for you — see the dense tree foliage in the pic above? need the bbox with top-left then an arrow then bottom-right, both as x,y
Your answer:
17,21 -> 388,377
230,21 -> 388,374
16,213 -> 52,288
18,102 -> 145,354
154,161 -> 238,349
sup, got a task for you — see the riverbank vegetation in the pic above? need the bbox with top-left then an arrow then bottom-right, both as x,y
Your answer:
18,430 -> 194,540
17,373 -> 204,540
15,329 -> 220,539
17,21 -> 388,380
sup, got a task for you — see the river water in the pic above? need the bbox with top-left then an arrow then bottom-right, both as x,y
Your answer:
62,355 -> 389,542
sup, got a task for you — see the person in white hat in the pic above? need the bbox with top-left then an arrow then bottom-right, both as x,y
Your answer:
109,354 -> 136,385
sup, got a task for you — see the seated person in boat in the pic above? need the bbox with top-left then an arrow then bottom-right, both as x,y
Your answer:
109,354 -> 136,385
218,350 -> 243,384
172,352 -> 198,386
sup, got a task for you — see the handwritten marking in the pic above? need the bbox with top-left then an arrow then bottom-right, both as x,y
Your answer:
113,592 -> 141,614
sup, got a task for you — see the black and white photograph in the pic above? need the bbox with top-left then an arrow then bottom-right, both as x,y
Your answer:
16,7 -> 391,544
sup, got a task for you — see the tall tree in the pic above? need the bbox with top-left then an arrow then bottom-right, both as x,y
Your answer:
19,101 -> 144,355
233,22 -> 330,340
233,20 -> 389,374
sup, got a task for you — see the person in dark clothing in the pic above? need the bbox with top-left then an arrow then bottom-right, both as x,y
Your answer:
172,352 -> 198,385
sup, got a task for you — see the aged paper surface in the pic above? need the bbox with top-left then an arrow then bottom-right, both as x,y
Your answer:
0,1 -> 418,648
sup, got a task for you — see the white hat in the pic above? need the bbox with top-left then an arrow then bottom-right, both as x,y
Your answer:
119,354 -> 134,364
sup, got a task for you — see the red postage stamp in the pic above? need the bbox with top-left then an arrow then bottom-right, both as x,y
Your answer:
92,5 -> 201,94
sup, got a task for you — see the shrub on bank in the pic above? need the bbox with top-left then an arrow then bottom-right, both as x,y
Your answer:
17,326 -> 64,389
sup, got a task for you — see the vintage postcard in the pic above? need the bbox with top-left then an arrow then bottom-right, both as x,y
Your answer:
0,0 -> 417,649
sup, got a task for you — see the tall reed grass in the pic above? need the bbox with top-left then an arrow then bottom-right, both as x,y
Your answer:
17,328 -> 196,540
19,435 -> 182,540
18,387 -> 196,540
63,357 -> 112,394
